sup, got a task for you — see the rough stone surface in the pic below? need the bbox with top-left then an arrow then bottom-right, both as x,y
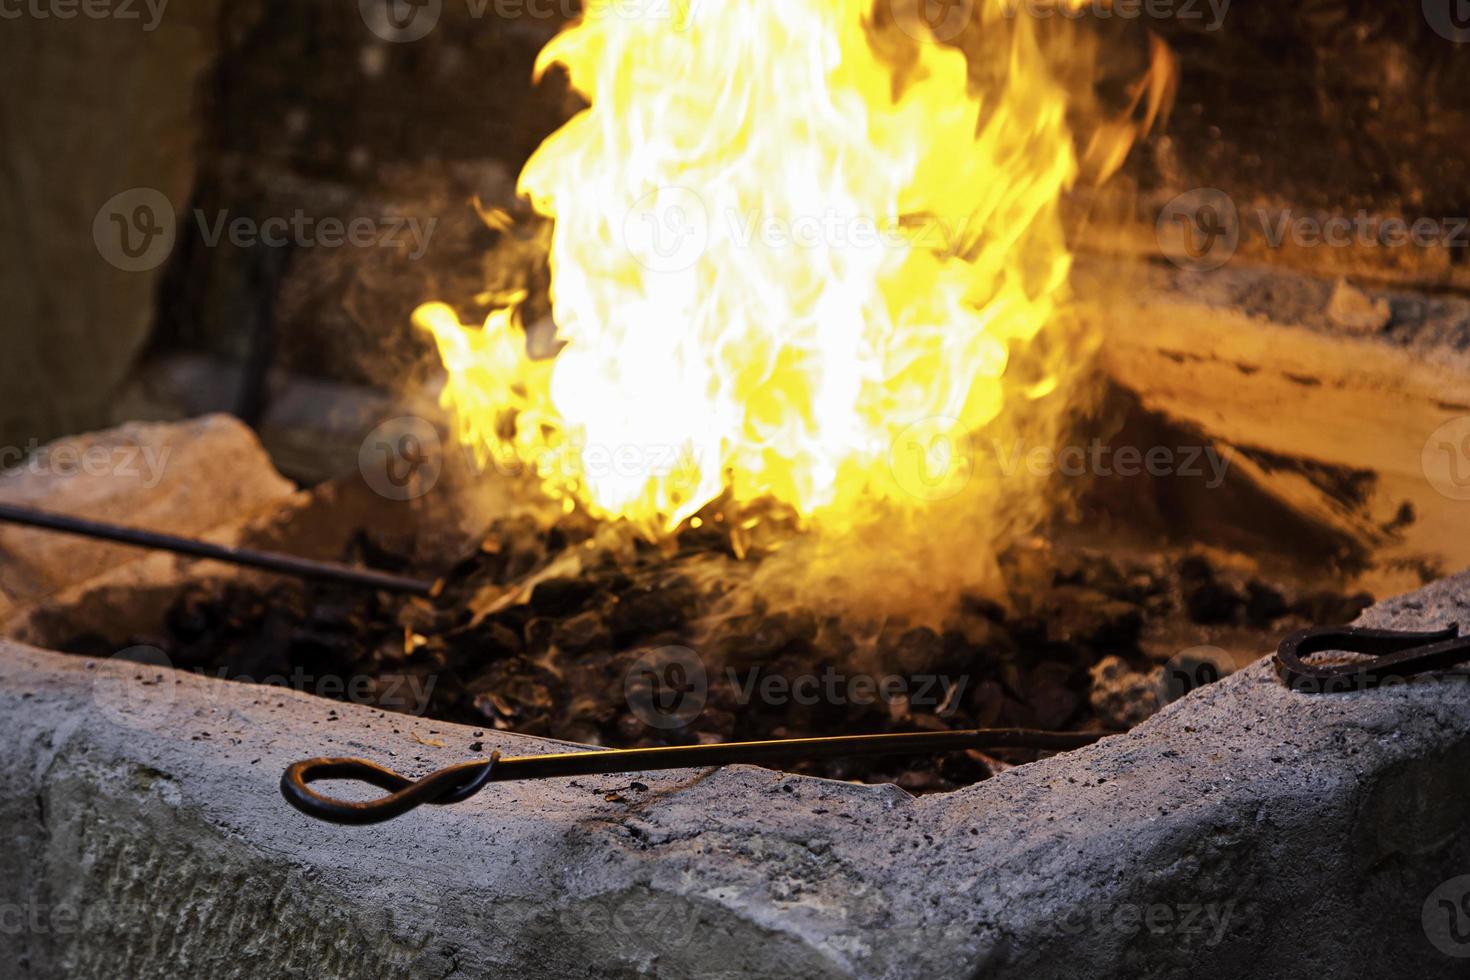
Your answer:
0,415 -> 295,610
3,572 -> 1470,978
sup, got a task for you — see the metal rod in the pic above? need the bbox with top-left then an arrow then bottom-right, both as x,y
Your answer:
0,502 -> 437,597
282,728 -> 1114,824
488,729 -> 1106,780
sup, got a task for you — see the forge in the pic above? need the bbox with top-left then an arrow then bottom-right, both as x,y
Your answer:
3,2 -> 1470,978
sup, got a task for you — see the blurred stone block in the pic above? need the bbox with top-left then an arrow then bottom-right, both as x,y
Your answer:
0,2 -> 222,447
0,414 -> 294,609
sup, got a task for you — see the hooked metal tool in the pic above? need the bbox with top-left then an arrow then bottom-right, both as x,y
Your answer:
281,728 -> 1111,825
279,622 -> 1470,824
1275,623 -> 1470,691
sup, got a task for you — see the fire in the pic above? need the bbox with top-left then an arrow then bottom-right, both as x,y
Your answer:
420,2 -> 1162,551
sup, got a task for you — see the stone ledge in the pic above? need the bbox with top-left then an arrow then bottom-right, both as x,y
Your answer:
3,571 -> 1470,978
0,414 -> 296,611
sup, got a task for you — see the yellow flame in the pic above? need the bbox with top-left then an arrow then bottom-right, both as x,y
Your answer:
421,1 -> 1153,543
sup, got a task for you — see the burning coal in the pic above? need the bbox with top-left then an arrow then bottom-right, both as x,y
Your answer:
418,1 -> 1171,614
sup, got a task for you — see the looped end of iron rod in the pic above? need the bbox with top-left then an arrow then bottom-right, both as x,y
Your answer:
281,752 -> 499,825
1275,623 -> 1466,692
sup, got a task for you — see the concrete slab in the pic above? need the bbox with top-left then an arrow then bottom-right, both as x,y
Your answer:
3,571 -> 1470,977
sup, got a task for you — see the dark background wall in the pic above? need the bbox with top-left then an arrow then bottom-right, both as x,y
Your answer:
2,0 -> 1466,452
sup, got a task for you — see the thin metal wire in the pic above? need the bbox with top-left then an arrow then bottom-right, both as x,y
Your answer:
0,502 -> 437,597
